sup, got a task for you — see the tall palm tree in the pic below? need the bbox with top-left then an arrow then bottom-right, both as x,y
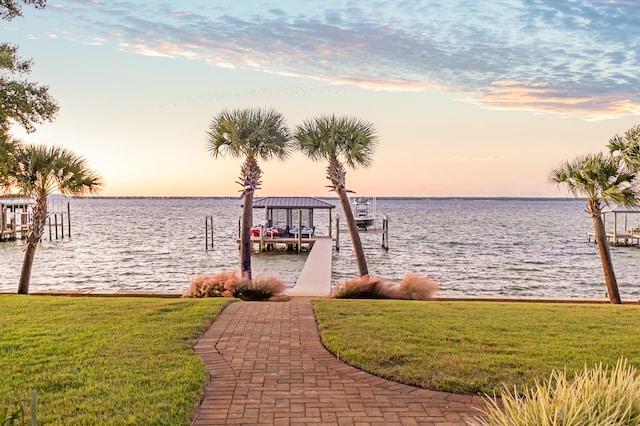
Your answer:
11,143 -> 102,294
295,115 -> 377,277
550,152 -> 637,304
608,124 -> 640,171
206,108 -> 291,280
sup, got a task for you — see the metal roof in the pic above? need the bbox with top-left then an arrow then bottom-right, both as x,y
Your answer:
603,206 -> 640,214
0,196 -> 34,206
252,197 -> 335,209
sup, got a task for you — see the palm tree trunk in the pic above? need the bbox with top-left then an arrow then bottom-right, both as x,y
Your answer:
592,213 -> 622,304
18,195 -> 47,294
337,188 -> 369,277
18,243 -> 36,294
240,191 -> 254,281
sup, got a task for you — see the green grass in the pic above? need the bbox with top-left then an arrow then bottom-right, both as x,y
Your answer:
312,299 -> 640,395
0,295 -> 231,425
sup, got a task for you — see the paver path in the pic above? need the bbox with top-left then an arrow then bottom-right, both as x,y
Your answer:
192,299 -> 487,425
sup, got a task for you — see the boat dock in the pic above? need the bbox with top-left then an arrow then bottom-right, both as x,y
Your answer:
588,207 -> 640,246
287,236 -> 333,296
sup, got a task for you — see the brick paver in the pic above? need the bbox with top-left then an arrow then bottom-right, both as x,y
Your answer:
192,299 -> 488,425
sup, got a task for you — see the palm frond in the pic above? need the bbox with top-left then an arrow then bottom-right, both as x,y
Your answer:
206,108 -> 292,162
294,114 -> 378,169
11,144 -> 102,198
550,151 -> 639,208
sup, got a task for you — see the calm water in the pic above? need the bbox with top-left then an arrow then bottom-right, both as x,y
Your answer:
1,197 -> 640,299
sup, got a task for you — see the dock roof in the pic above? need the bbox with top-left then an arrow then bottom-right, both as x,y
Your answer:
252,197 -> 335,210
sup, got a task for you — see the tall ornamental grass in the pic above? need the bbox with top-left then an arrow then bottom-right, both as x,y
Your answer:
185,271 -> 287,300
331,274 -> 439,300
472,358 -> 640,426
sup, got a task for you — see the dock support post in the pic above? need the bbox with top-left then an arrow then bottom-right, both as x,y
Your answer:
67,202 -> 71,239
54,213 -> 59,240
382,215 -> 389,250
209,217 -> 213,249
260,225 -> 265,252
297,210 -> 302,254
335,215 -> 340,251
205,217 -> 213,251
329,208 -> 332,239
60,213 -> 64,239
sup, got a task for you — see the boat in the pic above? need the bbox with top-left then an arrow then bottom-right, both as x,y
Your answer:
352,197 -> 375,230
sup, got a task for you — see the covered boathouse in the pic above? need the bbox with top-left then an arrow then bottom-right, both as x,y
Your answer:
0,196 -> 34,241
252,196 -> 336,237
246,196 -> 336,252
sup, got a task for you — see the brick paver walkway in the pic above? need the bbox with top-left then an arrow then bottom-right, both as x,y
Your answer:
192,299 -> 487,425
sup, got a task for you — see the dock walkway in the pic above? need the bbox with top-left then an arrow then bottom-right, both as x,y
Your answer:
192,299 -> 486,425
287,236 -> 333,297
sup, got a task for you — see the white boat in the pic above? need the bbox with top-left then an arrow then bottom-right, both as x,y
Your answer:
352,197 -> 375,230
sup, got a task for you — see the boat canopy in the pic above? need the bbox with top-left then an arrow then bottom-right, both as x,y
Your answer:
248,197 -> 335,233
251,197 -> 335,210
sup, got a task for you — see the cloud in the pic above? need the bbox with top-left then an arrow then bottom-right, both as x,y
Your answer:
42,0 -> 640,119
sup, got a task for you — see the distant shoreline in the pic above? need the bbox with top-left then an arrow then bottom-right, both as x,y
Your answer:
70,196 -> 585,202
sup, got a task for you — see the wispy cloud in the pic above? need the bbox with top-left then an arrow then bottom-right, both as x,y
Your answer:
42,0 -> 640,119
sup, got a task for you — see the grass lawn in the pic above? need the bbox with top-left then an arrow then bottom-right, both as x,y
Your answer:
0,295 -> 231,425
312,299 -> 640,395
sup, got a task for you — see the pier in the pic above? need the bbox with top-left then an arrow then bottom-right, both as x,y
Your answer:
588,207 -> 640,245
204,196 -> 389,297
1,196 -> 72,242
287,236 -> 333,296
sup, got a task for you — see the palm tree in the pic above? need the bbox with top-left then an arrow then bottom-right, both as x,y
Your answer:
11,143 -> 102,294
295,115 -> 377,277
608,124 -> 640,171
550,152 -> 637,304
206,108 -> 291,280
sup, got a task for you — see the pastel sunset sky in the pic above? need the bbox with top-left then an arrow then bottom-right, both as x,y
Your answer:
3,0 -> 640,197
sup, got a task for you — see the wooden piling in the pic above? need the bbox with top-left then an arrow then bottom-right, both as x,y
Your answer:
382,215 -> 389,250
260,224 -> 265,252
297,210 -> 302,254
67,202 -> 71,238
205,217 -> 209,250
335,215 -> 340,251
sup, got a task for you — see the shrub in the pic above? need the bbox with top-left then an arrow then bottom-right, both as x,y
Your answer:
331,276 -> 389,299
184,272 -> 287,301
331,274 -> 439,300
235,275 -> 287,301
471,358 -> 640,426
184,271 -> 240,298
397,273 -> 439,300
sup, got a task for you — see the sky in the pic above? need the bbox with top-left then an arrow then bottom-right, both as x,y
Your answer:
3,0 -> 640,197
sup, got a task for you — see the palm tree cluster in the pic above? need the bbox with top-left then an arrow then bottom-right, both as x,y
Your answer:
550,125 -> 640,304
207,108 -> 378,282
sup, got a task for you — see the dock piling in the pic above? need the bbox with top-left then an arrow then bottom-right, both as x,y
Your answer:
382,215 -> 389,250
335,215 -> 340,251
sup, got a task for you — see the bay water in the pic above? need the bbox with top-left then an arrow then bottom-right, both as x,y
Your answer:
1,197 -> 639,299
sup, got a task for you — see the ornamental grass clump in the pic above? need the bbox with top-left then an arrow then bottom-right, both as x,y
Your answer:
331,274 -> 438,300
184,271 -> 287,300
235,275 -> 287,301
471,358 -> 640,426
185,271 -> 240,298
